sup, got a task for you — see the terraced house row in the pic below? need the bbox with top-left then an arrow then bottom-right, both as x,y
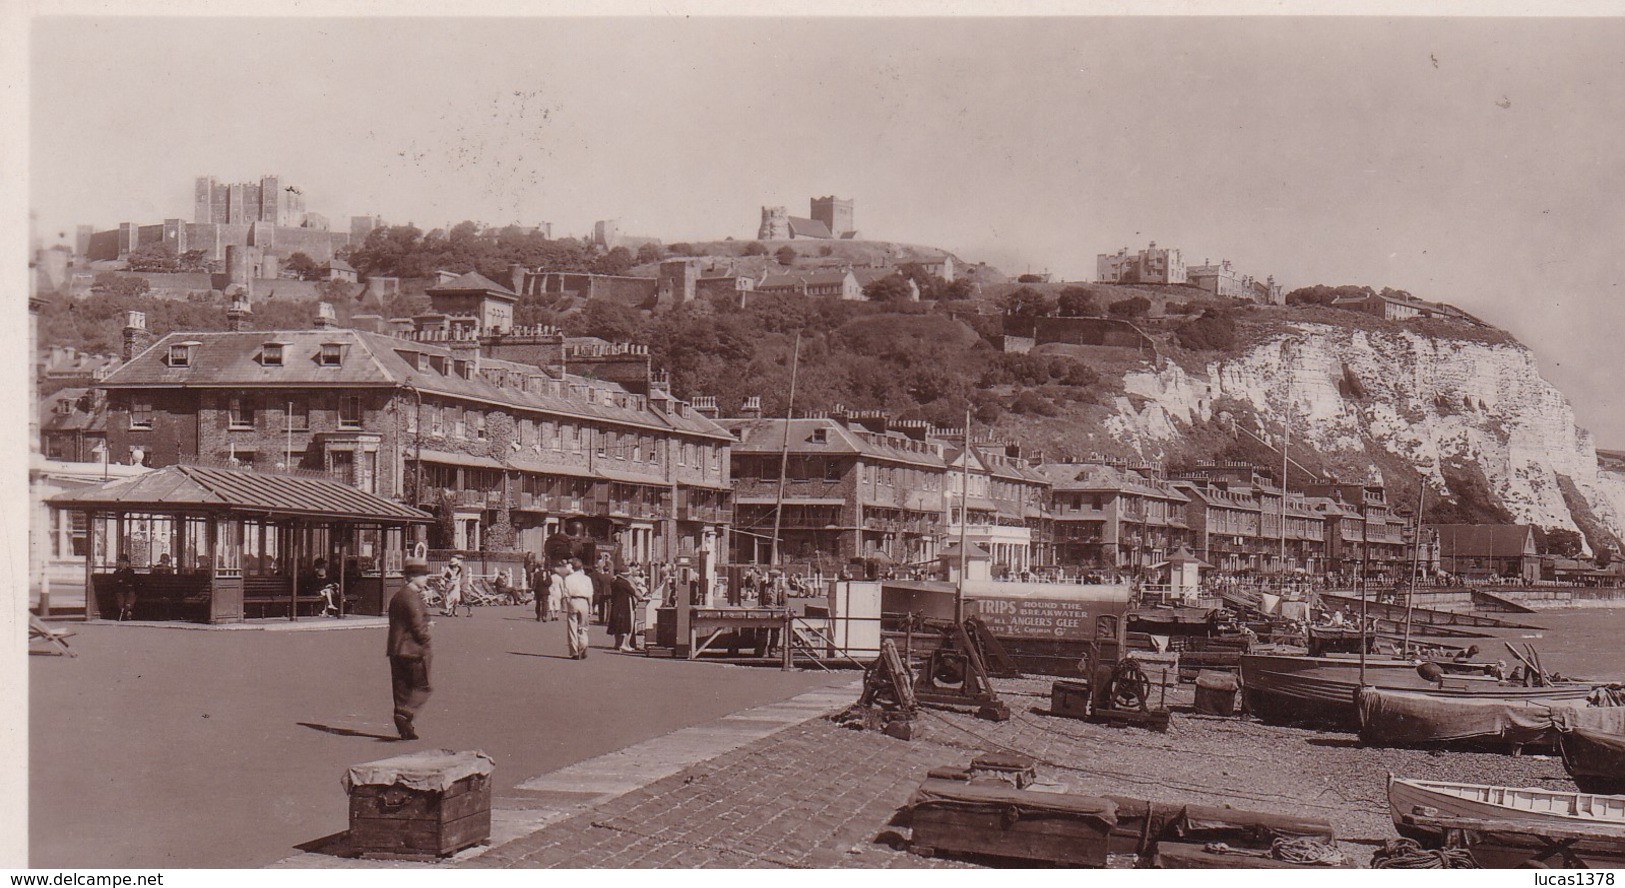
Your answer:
63,275 -> 1410,581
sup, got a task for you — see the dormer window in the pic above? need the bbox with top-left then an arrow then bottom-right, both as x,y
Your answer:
810,428 -> 828,444
168,342 -> 200,367
262,343 -> 284,366
319,343 -> 344,367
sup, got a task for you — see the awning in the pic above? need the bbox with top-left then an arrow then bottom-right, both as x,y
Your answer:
415,449 -> 508,470
735,496 -> 847,506
48,464 -> 432,523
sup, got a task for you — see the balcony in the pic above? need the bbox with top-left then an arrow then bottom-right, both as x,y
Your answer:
734,478 -> 845,502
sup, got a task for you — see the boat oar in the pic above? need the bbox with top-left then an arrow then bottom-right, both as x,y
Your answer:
1525,643 -> 1550,687
1504,642 -> 1541,684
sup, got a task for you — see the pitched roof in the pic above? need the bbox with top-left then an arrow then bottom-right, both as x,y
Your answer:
324,257 -> 356,273
787,217 -> 833,239
98,329 -> 733,440
425,271 -> 516,298
1428,524 -> 1536,558
47,464 -> 432,523
756,269 -> 856,291
722,417 -> 944,468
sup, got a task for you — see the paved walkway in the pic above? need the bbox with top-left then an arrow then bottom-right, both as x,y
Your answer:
269,682 -> 878,868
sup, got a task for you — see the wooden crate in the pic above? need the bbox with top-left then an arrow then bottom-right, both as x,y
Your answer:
350,773 -> 491,859
906,777 -> 1115,866
1050,679 -> 1091,719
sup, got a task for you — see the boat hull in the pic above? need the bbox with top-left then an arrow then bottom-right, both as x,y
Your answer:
1241,653 -> 1591,728
1358,687 -> 1617,751
1388,775 -> 1625,867
1560,728 -> 1625,794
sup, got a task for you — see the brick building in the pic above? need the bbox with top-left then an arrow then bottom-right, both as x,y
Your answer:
1038,462 -> 1190,574
95,304 -> 733,566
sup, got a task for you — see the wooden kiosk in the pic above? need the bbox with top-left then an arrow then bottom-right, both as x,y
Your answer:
48,464 -> 433,623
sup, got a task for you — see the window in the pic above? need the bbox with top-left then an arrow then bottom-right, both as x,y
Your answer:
339,395 -> 362,429
474,413 -> 487,440
130,397 -> 153,429
289,397 -> 310,431
168,344 -> 193,367
262,343 -> 284,366
229,395 -> 255,429
810,428 -> 827,444
319,343 -> 343,367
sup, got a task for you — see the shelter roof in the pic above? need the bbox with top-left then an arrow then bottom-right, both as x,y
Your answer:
47,464 -> 433,523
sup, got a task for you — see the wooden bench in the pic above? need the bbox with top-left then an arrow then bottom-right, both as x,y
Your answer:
91,573 -> 212,622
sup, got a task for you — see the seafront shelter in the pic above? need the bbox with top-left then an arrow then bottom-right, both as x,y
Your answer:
48,464 -> 433,623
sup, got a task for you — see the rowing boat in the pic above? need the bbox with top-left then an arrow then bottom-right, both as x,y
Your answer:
1388,775 -> 1625,868
1388,775 -> 1625,834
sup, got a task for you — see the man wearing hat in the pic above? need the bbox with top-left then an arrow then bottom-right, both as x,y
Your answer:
388,556 -> 435,740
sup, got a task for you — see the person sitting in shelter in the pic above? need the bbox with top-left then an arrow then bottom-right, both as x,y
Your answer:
110,553 -> 137,622
152,553 -> 174,575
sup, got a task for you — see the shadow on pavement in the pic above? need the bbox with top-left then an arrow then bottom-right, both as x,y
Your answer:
507,651 -> 579,660
297,721 -> 400,741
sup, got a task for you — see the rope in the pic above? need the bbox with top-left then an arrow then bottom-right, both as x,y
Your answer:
1270,836 -> 1348,866
1369,837 -> 1478,869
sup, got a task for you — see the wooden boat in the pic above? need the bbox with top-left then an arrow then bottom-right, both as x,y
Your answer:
1560,728 -> 1625,794
1241,652 -> 1593,727
1358,687 -> 1620,750
1384,770 -> 1625,832
1387,775 -> 1625,867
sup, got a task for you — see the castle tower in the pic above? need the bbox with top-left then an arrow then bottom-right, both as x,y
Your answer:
657,258 -> 699,307
810,196 -> 854,238
757,206 -> 789,240
194,176 -> 216,225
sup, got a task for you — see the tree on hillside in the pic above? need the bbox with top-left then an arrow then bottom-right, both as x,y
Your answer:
636,243 -> 664,265
862,274 -> 915,303
667,242 -> 695,256
126,242 -> 179,273
743,241 -> 768,256
569,300 -> 647,343
775,245 -> 798,266
284,251 -> 320,281
1540,528 -> 1585,558
1175,309 -> 1237,351
594,246 -> 635,276
92,272 -> 151,299
1001,287 -> 1055,321
1108,296 -> 1151,319
1286,284 -> 1374,307
1056,286 -> 1100,317
315,279 -> 356,304
936,278 -> 975,301
1017,273 -> 1045,284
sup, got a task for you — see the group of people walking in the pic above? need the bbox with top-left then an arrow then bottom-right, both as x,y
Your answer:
384,526 -> 653,741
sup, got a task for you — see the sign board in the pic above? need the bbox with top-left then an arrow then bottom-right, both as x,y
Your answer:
970,597 -> 1095,641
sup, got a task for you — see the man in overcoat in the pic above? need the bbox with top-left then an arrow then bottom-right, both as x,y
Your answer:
388,556 -> 434,740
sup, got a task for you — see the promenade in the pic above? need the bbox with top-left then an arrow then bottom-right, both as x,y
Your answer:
28,608 -> 848,868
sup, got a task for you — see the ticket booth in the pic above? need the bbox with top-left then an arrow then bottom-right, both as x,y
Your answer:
49,464 -> 432,623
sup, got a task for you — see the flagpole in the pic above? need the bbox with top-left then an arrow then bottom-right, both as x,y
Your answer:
769,333 -> 801,573
1404,481 -> 1426,657
956,407 -> 970,625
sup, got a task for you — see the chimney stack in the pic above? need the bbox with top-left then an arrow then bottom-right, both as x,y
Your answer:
351,313 -> 383,334
740,395 -> 762,420
691,396 -> 719,419
121,311 -> 152,362
314,301 -> 337,329
226,300 -> 252,332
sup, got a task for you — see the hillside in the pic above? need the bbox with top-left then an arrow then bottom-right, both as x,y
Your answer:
34,243 -> 1625,554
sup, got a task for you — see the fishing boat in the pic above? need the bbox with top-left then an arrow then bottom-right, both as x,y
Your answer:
1358,687 -> 1621,750
1560,727 -> 1625,794
1240,652 -> 1591,727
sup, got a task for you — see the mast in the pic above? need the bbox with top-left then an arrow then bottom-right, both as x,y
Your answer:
1280,362 -> 1290,585
768,333 -> 801,573
1404,481 -> 1426,657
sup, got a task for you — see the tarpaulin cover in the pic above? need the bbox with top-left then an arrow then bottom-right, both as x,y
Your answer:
1196,670 -> 1239,692
907,777 -> 1117,828
343,748 -> 495,793
1358,689 -> 1625,748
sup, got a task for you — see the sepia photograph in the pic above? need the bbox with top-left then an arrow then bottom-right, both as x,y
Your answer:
14,1 -> 1625,875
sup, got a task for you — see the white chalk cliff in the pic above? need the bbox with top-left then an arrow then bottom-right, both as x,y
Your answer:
1106,323 -> 1625,546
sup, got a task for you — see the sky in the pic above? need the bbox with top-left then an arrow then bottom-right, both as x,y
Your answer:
24,12 -> 1625,445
